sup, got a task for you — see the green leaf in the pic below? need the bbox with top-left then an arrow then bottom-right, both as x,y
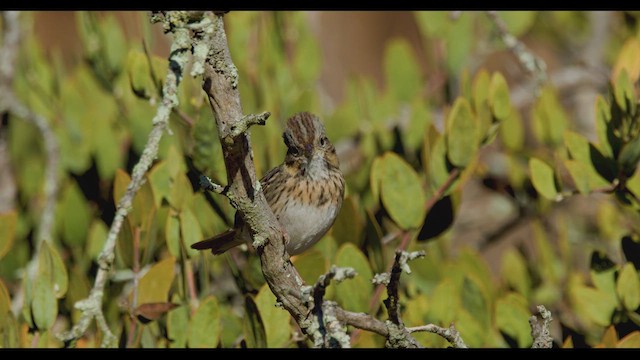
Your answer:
86,219 -> 108,262
127,49 -> 153,98
255,285 -> 291,348
0,211 -> 17,260
188,296 -> 221,348
498,11 -> 536,36
332,196 -> 364,246
529,158 -> 559,200
499,108 -> 524,152
571,284 -> 617,327
384,38 -> 422,102
446,98 -> 478,167
31,275 -> 57,330
243,294 -> 267,348
616,263 -> 640,311
292,249 -> 328,286
334,243 -> 373,313
472,70 -> 490,113
137,256 -> 175,306
220,303 -> 244,348
165,212 -> 181,258
564,160 -> 591,194
501,248 -> 531,299
613,38 -> 640,84
378,152 -> 427,229
618,331 -> 640,348
61,182 -> 91,247
428,278 -> 459,325
618,135 -> 640,177
148,161 -> 172,208
169,172 -> 193,212
488,72 -> 511,121
0,279 -> 10,322
456,309 -> 485,347
614,69 -> 636,114
531,86 -> 568,146
461,276 -> 490,329
38,241 -> 68,299
180,208 -> 203,258
167,305 -> 189,348
369,156 -> 384,202
92,111 -> 122,181
595,95 -> 615,158
293,33 -> 321,85
495,292 -> 533,348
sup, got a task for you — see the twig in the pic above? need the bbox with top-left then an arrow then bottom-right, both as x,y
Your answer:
228,111 -> 271,140
530,305 -> 553,348
486,11 -> 547,90
304,266 -> 356,348
57,11 -> 198,347
407,323 -> 468,348
199,174 -> 227,194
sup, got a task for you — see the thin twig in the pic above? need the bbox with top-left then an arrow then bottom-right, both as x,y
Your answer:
228,111 -> 271,139
407,323 -> 468,348
199,174 -> 227,194
57,12 -> 198,347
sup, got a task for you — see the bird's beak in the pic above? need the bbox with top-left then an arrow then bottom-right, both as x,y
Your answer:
304,143 -> 313,159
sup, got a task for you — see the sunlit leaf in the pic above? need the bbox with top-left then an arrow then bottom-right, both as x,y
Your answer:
617,331 -> 640,348
446,98 -> 479,167
0,211 -> 17,260
379,152 -> 427,229
488,72 -> 511,121
529,158 -> 558,200
137,256 -> 176,306
495,292 -> 532,348
38,241 -> 68,299
616,263 -> 640,311
61,181 -> 91,247
384,38 -> 422,102
167,305 -> 189,348
31,275 -> 57,330
613,38 -> 640,83
255,285 -> 291,348
501,248 -> 531,299
180,208 -> 203,258
334,243 -> 373,313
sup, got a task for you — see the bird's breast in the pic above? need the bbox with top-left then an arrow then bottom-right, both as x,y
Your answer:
278,200 -> 340,255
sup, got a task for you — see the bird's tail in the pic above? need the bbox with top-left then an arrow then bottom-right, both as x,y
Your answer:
190,229 -> 243,255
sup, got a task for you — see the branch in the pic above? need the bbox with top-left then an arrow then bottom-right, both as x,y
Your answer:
199,174 -> 227,194
486,11 -> 547,90
530,305 -> 553,348
303,266 -> 357,348
201,12 -> 427,348
57,11 -> 198,347
229,111 -> 271,139
407,323 -> 468,348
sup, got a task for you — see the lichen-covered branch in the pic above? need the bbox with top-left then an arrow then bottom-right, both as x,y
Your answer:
302,266 -> 356,348
530,305 -> 553,348
486,11 -> 547,89
56,11 -> 199,347
407,323 -> 468,348
228,111 -> 271,139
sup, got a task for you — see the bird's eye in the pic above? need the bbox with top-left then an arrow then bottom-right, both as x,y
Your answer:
289,147 -> 300,156
319,136 -> 327,147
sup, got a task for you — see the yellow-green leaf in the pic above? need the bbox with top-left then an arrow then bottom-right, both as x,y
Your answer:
529,158 -> 558,200
617,331 -> 640,348
334,243 -> 373,313
564,160 -> 591,194
165,212 -> 181,258
31,275 -> 57,330
0,279 -> 10,321
167,305 -> 189,348
613,38 -> 640,83
488,72 -> 511,121
499,11 -> 536,37
255,285 -> 291,348
495,292 -> 532,348
456,309 -> 485,347
188,296 -> 221,348
384,38 -> 422,102
127,49 -> 153,98
86,219 -> 108,262
137,256 -> 175,306
614,69 -> 636,114
62,182 -> 91,247
292,249 -> 328,286
616,263 -> 640,311
501,248 -> 531,299
332,196 -> 363,246
461,276 -> 490,329
428,278 -> 459,325
0,211 -> 17,260
619,135 -> 640,177
38,241 -> 68,299
180,208 -> 203,258
595,95 -> 614,158
379,152 -> 427,229
446,98 -> 479,167
571,284 -> 617,327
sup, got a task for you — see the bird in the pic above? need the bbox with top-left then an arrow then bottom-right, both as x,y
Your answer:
191,112 -> 345,255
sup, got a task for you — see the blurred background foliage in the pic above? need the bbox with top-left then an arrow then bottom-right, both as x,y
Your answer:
2,11 -> 640,348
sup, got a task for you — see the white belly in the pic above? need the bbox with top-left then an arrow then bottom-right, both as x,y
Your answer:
279,201 -> 339,255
